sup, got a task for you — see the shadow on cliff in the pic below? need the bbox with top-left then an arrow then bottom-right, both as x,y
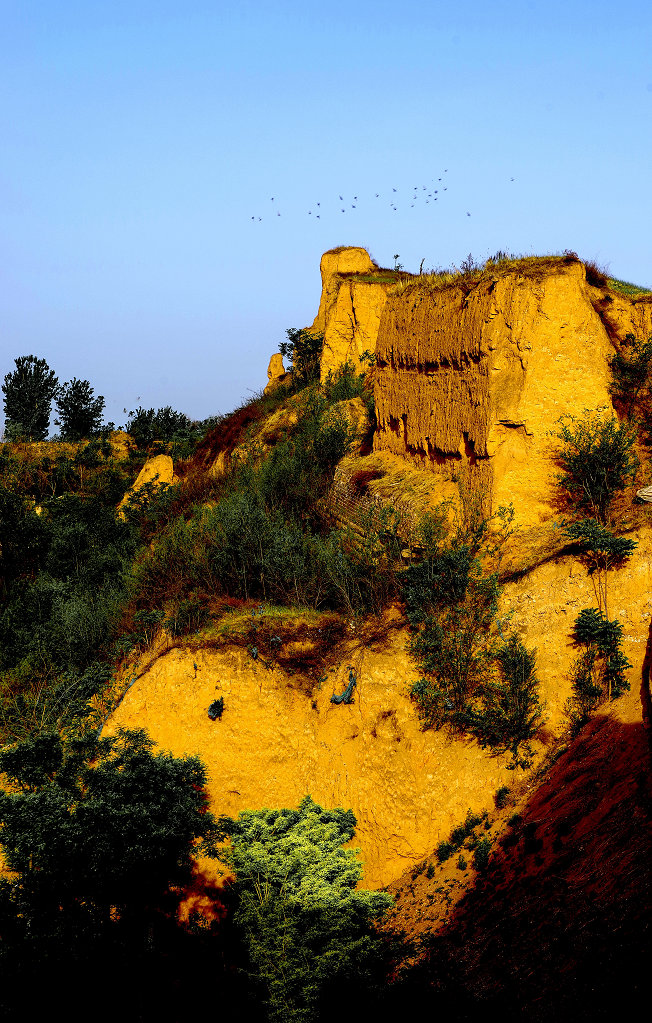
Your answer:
382,705 -> 652,1022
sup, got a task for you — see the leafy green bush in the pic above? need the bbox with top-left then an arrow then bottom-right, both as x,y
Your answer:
220,795 -> 391,1022
465,634 -> 543,768
279,327 -> 324,387
472,837 -> 492,872
609,332 -> 652,416
0,729 -> 219,966
566,607 -> 631,732
495,785 -> 511,809
436,840 -> 453,862
125,405 -> 196,452
554,413 -> 638,523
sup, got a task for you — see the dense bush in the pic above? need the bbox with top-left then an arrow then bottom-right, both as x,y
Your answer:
464,634 -> 543,769
0,443 -> 141,741
279,327 -> 324,387
220,795 -> 391,1022
565,607 -> 631,733
610,332 -> 652,417
554,413 -> 638,524
405,506 -> 542,761
0,729 -> 219,976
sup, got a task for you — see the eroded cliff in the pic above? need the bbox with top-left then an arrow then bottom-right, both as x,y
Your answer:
308,248 -> 652,528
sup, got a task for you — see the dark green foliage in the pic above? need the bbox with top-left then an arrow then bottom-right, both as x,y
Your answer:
405,507 -> 540,759
403,543 -> 473,626
2,355 -> 59,441
495,785 -> 511,809
456,854 -> 467,870
207,697 -> 224,720
125,405 -> 194,451
0,486 -> 47,588
609,332 -> 652,415
565,519 -> 637,565
465,634 -> 543,769
0,445 -> 141,741
0,728 -> 219,962
55,378 -> 105,440
554,413 -> 638,523
408,568 -> 500,730
436,840 -> 453,862
472,836 -> 492,872
279,327 -> 324,387
164,594 -> 209,636
220,795 -> 391,1023
566,607 -> 631,732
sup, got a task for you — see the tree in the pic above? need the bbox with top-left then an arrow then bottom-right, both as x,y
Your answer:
55,377 -> 105,440
554,413 -> 639,524
609,332 -> 652,417
0,728 -> 220,962
125,405 -> 193,449
564,518 -> 637,620
220,795 -> 391,1022
279,327 -> 324,387
2,355 -> 59,441
566,608 -> 631,729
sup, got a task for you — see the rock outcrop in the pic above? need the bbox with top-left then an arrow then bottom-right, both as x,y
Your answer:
373,261 -> 617,527
118,454 -> 174,515
264,353 -> 289,394
305,251 -> 651,528
309,247 -> 394,380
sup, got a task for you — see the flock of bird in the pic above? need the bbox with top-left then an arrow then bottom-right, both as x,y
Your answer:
247,169 -> 482,222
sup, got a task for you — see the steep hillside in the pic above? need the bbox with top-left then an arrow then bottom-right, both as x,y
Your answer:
382,681 -> 652,1021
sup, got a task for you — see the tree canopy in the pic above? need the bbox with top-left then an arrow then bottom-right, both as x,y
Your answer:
0,728 -> 220,960
2,355 -> 59,441
55,377 -> 105,440
221,795 -> 392,1022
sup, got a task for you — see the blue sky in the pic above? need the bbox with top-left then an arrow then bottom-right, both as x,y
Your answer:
1,0 -> 651,427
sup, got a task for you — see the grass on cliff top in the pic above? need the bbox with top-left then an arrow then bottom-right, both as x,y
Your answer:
392,252 -> 585,298
388,252 -> 651,301
607,276 -> 652,298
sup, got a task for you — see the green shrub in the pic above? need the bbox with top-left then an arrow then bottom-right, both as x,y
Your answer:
165,595 -> 209,637
279,327 -> 324,387
609,332 -> 652,415
495,785 -> 510,809
465,634 -> 543,768
554,413 -> 638,524
220,796 -> 391,1022
565,607 -> 630,732
472,837 -> 492,872
456,854 -> 467,870
436,840 -> 453,862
